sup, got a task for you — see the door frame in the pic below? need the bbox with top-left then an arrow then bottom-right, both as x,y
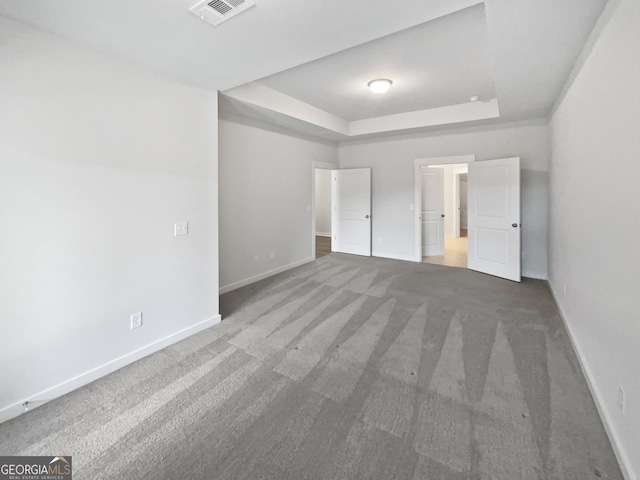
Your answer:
414,155 -> 475,262
311,161 -> 339,259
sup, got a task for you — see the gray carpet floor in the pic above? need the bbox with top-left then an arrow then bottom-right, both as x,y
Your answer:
0,254 -> 623,479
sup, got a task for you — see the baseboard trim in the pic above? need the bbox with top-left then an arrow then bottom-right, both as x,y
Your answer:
548,282 -> 635,480
0,315 -> 221,425
315,232 -> 331,237
219,256 -> 315,295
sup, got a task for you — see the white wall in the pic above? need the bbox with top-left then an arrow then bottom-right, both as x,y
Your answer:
315,169 -> 332,236
548,0 -> 640,477
339,121 -> 549,278
219,114 -> 338,293
0,18 -> 220,422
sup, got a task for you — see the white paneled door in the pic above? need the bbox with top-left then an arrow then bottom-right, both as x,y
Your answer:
331,168 -> 371,256
468,157 -> 521,282
421,168 -> 445,256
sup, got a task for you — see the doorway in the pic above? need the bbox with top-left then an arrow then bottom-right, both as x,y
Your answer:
414,155 -> 522,282
312,164 -> 372,260
315,168 -> 332,258
312,162 -> 338,259
420,163 -> 469,268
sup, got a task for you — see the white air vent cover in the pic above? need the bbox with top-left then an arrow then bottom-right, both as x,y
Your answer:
190,0 -> 255,26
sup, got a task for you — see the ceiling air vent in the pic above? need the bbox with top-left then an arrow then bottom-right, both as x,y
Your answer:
190,0 -> 255,26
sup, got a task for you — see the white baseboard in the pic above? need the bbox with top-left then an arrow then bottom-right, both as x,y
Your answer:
548,282 -> 635,480
219,257 -> 315,295
315,232 -> 331,237
0,315 -> 221,425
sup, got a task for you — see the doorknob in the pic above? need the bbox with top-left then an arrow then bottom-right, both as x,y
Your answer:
512,223 -> 518,228
441,214 -> 445,218
366,215 -> 370,219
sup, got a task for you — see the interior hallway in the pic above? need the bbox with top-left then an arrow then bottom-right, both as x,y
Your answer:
423,229 -> 468,268
316,235 -> 332,259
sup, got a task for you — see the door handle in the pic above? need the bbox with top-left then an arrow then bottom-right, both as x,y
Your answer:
441,214 -> 445,218
512,223 -> 518,228
366,215 -> 370,219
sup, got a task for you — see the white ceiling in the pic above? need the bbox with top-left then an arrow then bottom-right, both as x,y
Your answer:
0,0 -> 609,140
257,5 -> 496,122
0,0 -> 480,91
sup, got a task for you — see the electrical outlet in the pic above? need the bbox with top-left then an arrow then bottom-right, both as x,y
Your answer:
618,386 -> 626,413
131,312 -> 143,330
270,251 -> 276,259
253,256 -> 259,263
174,222 -> 189,236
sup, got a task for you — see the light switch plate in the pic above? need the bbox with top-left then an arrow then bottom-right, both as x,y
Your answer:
175,222 -> 189,236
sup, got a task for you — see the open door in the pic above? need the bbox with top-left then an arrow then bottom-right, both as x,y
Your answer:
331,168 -> 371,256
421,167 -> 445,256
468,157 -> 521,282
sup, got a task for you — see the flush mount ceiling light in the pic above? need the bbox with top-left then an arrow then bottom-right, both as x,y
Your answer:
368,79 -> 393,94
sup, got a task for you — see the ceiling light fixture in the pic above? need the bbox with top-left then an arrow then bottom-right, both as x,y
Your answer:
368,79 -> 393,94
